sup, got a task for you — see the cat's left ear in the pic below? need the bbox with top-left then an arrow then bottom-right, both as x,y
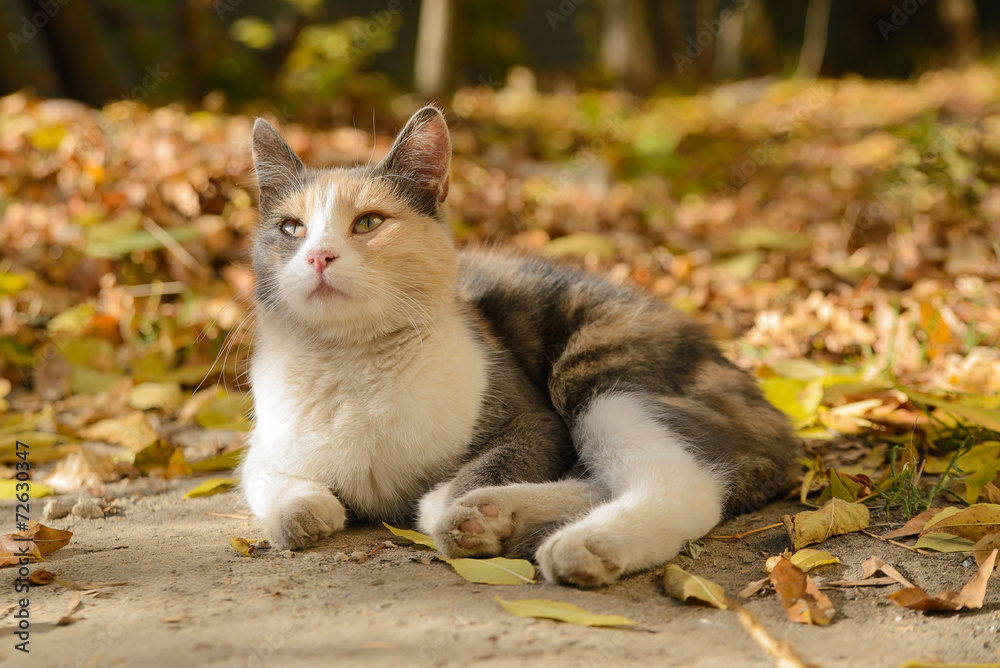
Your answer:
375,106 -> 451,209
252,118 -> 305,211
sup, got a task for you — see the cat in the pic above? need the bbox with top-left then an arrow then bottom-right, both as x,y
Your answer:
240,106 -> 799,587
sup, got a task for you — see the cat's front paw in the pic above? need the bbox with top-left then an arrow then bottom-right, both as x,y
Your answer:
265,489 -> 346,551
536,525 -> 624,588
434,492 -> 514,558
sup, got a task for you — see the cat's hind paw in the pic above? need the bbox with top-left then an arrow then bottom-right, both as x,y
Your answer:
264,488 -> 346,551
536,526 -> 624,588
434,494 -> 514,558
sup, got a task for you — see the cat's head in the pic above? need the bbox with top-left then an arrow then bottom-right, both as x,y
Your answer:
250,106 -> 456,341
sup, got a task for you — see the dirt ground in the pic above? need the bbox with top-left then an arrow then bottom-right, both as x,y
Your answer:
2,477 -> 998,668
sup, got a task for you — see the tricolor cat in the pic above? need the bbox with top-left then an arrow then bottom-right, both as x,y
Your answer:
240,106 -> 798,587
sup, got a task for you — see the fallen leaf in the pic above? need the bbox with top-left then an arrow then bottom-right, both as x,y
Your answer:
761,377 -> 824,430
765,549 -> 839,574
29,568 -> 57,585
133,441 -> 191,478
58,590 -> 82,625
859,556 -> 916,589
887,548 -> 996,612
882,508 -> 944,539
737,577 -> 770,599
768,555 -> 835,625
43,448 -> 125,492
663,563 -> 728,609
183,477 -> 238,499
920,504 -> 1000,542
542,232 -> 617,262
0,479 -> 55,500
128,381 -> 183,411
80,412 -> 159,451
981,482 -> 1000,505
230,536 -> 256,558
1,521 -> 73,567
964,461 -> 1000,504
912,532 -> 976,553
972,533 -> 1000,566
816,470 -> 860,504
495,597 -> 638,627
446,557 -> 536,585
897,386 -> 1000,432
382,523 -> 438,551
782,498 -> 870,550
924,440 -> 1000,474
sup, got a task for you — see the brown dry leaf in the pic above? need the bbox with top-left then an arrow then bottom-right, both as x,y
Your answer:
43,447 -> 125,492
58,591 -> 82,626
882,508 -> 943,540
1,521 -> 74,567
29,568 -> 57,585
860,556 -> 916,589
768,555 -> 835,625
826,577 -> 898,587
53,578 -> 127,591
981,482 -> 1000,505
782,498 -> 870,550
133,441 -> 191,478
920,503 -> 1000,542
972,534 -> 1000,566
738,576 -> 771,599
79,411 -> 159,451
887,548 -> 997,612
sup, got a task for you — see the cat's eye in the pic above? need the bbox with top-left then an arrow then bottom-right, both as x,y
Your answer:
353,213 -> 385,234
280,219 -> 306,238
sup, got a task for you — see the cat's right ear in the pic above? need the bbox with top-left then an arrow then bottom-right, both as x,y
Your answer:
252,118 -> 305,211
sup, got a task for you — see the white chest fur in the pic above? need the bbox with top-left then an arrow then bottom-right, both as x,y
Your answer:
243,312 -> 489,520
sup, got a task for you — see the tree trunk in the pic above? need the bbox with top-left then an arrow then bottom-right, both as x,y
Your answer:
601,0 -> 658,93
414,0 -> 455,98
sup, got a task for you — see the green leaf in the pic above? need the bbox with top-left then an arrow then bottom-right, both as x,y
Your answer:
382,523 -> 438,551
663,564 -> 728,609
83,220 -> 200,259
817,469 -> 860,504
965,460 -> 1000,505
446,557 -> 536,585
925,440 -> 1000,475
495,597 -> 639,628
191,448 -> 245,472
913,531 -> 976,553
782,498 -> 870,550
71,366 -> 121,395
183,477 -> 238,499
195,393 -> 252,431
0,479 -> 54,500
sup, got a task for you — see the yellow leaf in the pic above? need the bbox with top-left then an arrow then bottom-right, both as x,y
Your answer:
663,564 -> 728,609
495,597 -> 639,628
913,532 -> 976,553
897,386 -> 1000,432
382,522 -> 438,551
0,479 -> 55,500
760,377 -> 824,430
191,447 -> 245,472
782,499 -> 870,550
183,477 -> 238,499
919,504 -> 1000,542
128,382 -> 183,411
230,536 -> 256,558
80,412 -> 159,451
542,233 -> 617,262
765,549 -> 840,574
446,557 -> 536,585
0,271 -> 31,297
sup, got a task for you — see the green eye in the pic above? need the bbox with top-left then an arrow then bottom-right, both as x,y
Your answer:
353,213 -> 385,234
280,219 -> 305,238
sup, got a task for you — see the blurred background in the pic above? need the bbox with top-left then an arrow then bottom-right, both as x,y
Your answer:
1,0 -> 998,118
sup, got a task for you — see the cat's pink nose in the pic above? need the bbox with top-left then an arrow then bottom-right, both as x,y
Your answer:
306,250 -> 338,273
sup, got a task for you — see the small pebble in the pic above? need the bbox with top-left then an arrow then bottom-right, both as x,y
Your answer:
349,551 -> 365,561
282,550 -> 294,559
43,499 -> 74,521
333,552 -> 349,562
71,498 -> 105,519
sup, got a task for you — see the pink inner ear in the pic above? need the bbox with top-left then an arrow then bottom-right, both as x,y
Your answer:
438,174 -> 450,203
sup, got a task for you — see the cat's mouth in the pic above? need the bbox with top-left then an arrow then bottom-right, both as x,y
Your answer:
308,280 -> 349,301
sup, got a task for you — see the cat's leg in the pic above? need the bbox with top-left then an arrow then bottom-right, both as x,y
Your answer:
419,405 -> 596,559
242,461 -> 346,551
536,392 -> 729,587
420,478 -> 607,559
